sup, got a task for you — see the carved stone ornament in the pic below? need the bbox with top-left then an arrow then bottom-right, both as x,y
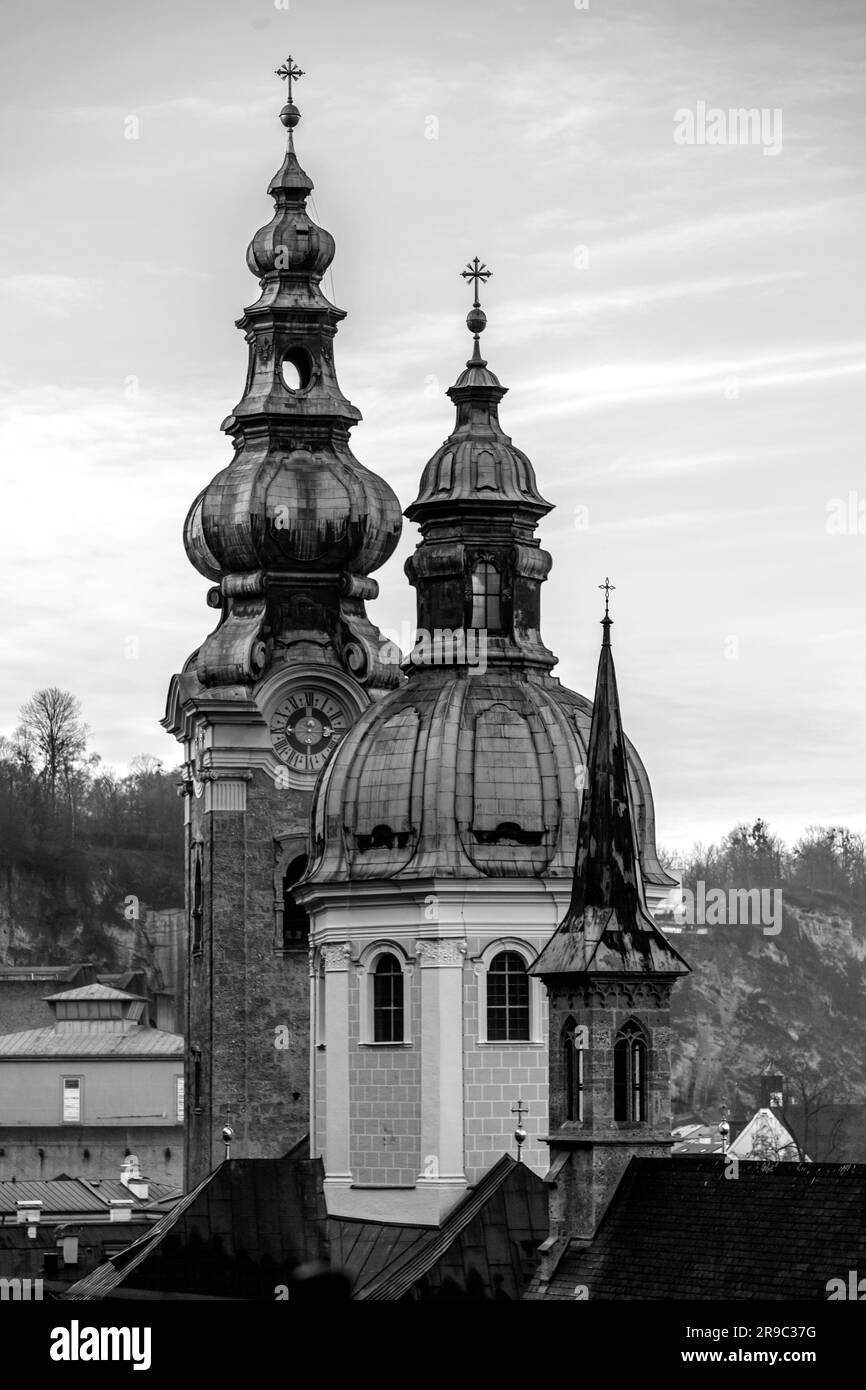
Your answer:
415,939 -> 468,967
323,942 -> 352,972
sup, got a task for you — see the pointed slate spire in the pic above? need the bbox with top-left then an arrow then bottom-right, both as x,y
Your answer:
532,590 -> 689,977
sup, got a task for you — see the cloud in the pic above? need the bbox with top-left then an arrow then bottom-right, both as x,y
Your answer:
0,274 -> 100,310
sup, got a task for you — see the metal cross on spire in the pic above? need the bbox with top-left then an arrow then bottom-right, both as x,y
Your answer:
275,56 -> 305,102
511,1098 -> 529,1162
461,256 -> 492,308
599,576 -> 616,619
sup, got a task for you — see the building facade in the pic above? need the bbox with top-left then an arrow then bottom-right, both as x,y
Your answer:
164,62 -> 675,1209
0,984 -> 183,1185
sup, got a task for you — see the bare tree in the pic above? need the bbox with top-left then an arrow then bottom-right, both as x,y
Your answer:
777,1058 -> 848,1161
17,688 -> 88,817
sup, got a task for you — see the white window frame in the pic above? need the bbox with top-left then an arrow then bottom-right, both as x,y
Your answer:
357,941 -> 414,1046
61,1076 -> 82,1123
473,939 -> 544,1045
175,1075 -> 184,1123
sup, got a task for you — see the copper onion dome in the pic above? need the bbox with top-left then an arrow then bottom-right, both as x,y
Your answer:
183,60 -> 402,586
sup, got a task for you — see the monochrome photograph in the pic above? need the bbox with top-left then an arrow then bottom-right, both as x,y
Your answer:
0,0 -> 863,1366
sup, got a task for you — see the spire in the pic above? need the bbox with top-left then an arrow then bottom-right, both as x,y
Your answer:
532,592 -> 689,977
179,60 -> 402,690
403,260 -> 556,673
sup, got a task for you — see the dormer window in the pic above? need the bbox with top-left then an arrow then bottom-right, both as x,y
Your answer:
614,1020 -> 648,1122
470,561 -> 502,632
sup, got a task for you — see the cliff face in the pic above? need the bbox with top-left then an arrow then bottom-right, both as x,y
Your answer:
669,889 -> 866,1111
0,844 -> 183,980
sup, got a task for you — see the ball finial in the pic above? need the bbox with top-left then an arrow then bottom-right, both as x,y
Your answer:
275,57 -> 305,127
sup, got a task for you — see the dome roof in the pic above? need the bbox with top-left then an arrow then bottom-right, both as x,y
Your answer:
184,441 -> 402,580
304,667 -> 670,886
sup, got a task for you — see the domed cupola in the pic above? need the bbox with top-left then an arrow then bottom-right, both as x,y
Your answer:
181,58 -> 403,691
302,263 -> 674,895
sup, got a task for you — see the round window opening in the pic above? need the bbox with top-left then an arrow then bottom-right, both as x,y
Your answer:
281,347 -> 313,393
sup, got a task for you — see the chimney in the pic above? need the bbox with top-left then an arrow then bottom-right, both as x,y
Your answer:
16,1199 -> 42,1226
120,1154 -> 149,1200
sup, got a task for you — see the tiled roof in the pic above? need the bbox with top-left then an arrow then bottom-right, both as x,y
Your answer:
531,1156 -> 866,1300
0,1026 -> 182,1057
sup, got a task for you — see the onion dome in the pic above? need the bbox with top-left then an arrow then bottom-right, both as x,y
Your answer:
302,264 -> 675,890
179,59 -> 402,689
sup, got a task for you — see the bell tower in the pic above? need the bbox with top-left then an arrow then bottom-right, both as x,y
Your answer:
530,591 -> 689,1269
163,59 -> 402,1188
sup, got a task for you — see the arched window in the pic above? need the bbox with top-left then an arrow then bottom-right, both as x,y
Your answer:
470,561 -> 502,632
486,951 -> 530,1042
191,856 -> 203,954
563,1020 -> 585,1122
614,1020 -> 647,1122
281,855 -> 310,950
373,954 -> 404,1042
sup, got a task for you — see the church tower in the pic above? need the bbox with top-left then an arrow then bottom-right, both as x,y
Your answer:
530,594 -> 689,1266
298,272 -> 677,1223
163,60 -> 402,1187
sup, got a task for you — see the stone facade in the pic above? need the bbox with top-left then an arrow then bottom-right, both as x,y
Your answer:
184,768 -> 312,1183
543,977 -> 676,1243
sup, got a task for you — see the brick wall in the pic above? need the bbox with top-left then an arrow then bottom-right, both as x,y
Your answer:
348,969 -> 420,1186
463,971 -> 549,1183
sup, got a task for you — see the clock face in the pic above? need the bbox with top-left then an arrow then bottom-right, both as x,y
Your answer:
269,688 -> 350,775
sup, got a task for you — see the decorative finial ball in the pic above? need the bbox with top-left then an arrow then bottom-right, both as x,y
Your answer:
514,1124 -> 527,1148
466,306 -> 487,336
221,1125 -> 234,1143
718,1120 -> 730,1138
279,102 -> 301,129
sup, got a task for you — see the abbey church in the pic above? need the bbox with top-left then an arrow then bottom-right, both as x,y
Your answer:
67,63 -> 866,1302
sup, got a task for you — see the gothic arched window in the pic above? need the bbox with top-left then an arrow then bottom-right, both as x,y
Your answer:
486,951 -> 530,1042
614,1020 -> 647,1122
373,954 -> 404,1043
281,855 -> 310,950
563,1019 -> 585,1122
470,561 -> 502,632
191,855 -> 203,954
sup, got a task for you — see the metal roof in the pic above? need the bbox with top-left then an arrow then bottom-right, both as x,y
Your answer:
0,1176 -> 178,1216
43,984 -> 145,1003
0,1026 -> 183,1057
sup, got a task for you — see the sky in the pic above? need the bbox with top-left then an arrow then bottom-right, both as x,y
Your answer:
0,0 -> 864,852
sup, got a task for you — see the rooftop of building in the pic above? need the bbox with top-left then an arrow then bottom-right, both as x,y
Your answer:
530,1155 -> 866,1300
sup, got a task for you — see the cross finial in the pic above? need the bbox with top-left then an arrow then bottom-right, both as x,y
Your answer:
511,1098 -> 529,1162
221,1103 -> 235,1160
275,55 -> 305,102
461,256 -> 492,309
599,576 -> 615,620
